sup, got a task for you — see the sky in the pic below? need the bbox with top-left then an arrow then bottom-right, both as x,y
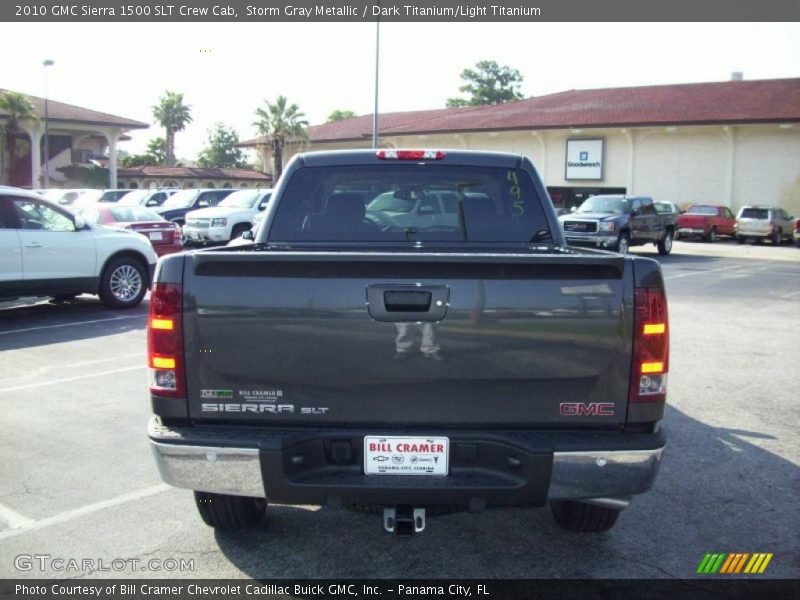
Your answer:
1,22 -> 798,161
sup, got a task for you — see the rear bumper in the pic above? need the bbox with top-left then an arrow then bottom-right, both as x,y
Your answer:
678,227 -> 707,236
148,417 -> 666,507
736,227 -> 772,238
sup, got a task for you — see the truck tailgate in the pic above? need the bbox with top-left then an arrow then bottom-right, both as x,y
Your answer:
183,251 -> 634,427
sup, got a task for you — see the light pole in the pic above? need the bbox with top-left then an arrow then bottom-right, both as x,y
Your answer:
42,59 -> 54,188
372,10 -> 380,149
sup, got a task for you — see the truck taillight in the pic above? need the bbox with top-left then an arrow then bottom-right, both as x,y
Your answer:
630,287 -> 669,403
376,150 -> 445,160
147,282 -> 185,399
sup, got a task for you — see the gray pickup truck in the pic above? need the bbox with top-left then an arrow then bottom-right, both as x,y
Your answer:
147,150 -> 669,535
559,195 -> 677,255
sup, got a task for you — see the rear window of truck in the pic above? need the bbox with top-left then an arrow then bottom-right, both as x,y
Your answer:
687,206 -> 718,216
268,164 -> 552,243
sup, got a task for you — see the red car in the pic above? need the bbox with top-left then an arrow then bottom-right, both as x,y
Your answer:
72,204 -> 183,257
677,204 -> 736,242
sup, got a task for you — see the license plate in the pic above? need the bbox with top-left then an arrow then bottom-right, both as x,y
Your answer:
364,436 -> 449,476
148,232 -> 163,241
188,232 -> 199,240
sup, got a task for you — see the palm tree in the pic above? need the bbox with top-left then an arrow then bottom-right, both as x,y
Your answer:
152,91 -> 192,167
0,91 -> 38,186
253,96 -> 308,181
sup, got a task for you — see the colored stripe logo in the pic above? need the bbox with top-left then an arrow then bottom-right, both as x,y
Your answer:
697,553 -> 773,574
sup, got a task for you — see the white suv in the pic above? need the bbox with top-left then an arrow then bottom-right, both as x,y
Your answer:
184,189 -> 272,245
735,206 -> 795,245
0,188 -> 158,308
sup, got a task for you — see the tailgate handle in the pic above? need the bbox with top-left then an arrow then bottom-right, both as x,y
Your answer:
384,291 -> 431,312
367,285 -> 449,322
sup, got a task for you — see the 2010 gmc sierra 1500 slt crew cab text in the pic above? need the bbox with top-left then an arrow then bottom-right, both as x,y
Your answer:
147,149 -> 668,535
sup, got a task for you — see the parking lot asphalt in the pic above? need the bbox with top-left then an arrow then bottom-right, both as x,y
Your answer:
0,241 -> 798,579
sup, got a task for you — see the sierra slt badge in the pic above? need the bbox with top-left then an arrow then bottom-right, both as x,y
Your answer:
201,403 -> 329,414
559,402 -> 615,416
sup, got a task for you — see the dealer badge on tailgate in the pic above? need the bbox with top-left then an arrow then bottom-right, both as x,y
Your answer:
364,436 -> 449,476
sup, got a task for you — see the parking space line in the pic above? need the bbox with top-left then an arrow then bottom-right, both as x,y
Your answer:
0,502 -> 34,529
0,484 -> 170,541
0,315 -> 145,336
0,365 -> 146,393
664,265 -> 742,280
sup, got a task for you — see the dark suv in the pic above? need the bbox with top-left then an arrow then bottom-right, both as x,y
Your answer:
559,194 -> 677,255
154,189 -> 236,226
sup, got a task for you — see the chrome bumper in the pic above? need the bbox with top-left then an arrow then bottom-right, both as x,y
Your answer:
564,234 -> 618,247
149,421 -> 664,506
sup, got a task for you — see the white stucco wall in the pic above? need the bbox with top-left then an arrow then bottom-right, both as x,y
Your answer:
278,123 -> 800,212
734,126 -> 800,215
633,128 -> 730,207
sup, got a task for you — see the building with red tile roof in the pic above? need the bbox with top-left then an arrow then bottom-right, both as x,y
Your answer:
242,77 -> 800,213
0,89 -> 148,189
117,166 -> 271,189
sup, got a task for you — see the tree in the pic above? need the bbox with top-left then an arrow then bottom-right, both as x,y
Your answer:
327,109 -> 357,123
196,122 -> 248,169
446,60 -> 524,107
120,137 -> 167,167
152,91 -> 192,167
57,164 -> 109,187
0,91 -> 38,185
253,95 -> 308,180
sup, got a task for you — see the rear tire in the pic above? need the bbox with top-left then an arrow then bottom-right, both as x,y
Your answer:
736,235 -> 746,244
706,227 -> 717,243
657,229 -> 673,255
550,500 -> 621,533
194,492 -> 266,530
98,257 -> 147,309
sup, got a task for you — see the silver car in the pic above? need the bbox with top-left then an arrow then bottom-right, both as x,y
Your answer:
735,206 -> 795,245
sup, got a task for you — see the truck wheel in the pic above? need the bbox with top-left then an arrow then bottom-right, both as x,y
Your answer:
550,500 -> 620,533
772,229 -> 782,246
98,257 -> 147,309
194,491 -> 266,530
736,235 -> 746,244
705,227 -> 717,243
615,233 -> 630,254
230,223 -> 251,241
657,229 -> 673,255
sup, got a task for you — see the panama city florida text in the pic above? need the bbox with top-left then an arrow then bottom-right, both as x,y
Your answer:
16,584 -> 490,597
14,4 -> 541,19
